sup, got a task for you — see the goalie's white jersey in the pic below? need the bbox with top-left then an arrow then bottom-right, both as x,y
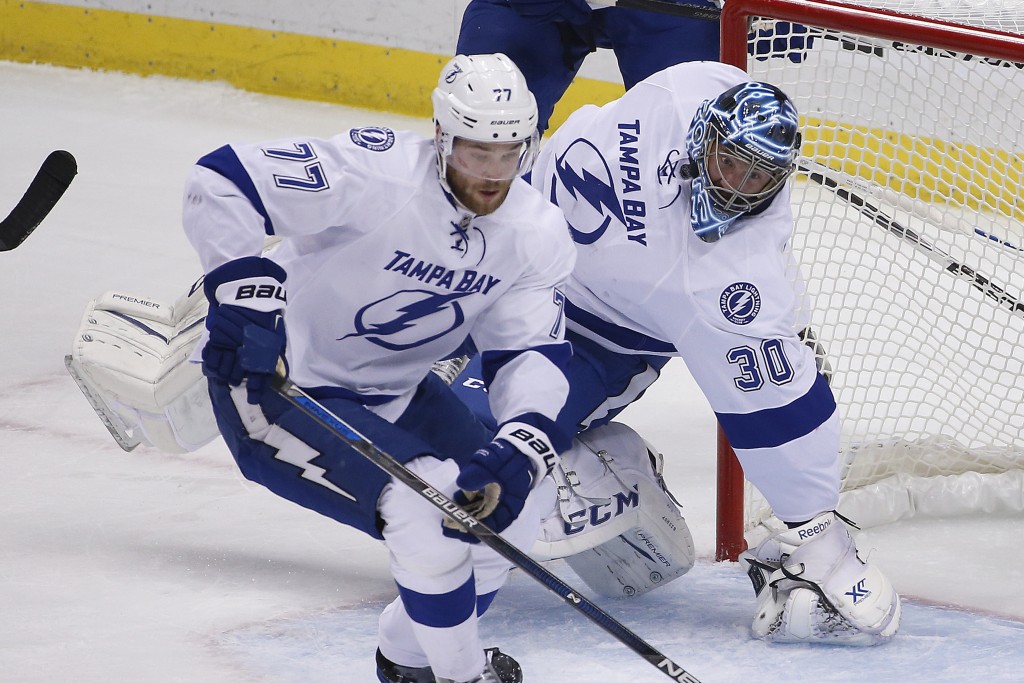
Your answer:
183,128 -> 575,425
531,61 -> 842,521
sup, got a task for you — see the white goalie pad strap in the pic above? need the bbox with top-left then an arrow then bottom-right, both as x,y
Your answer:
67,284 -> 220,453
741,512 -> 902,645
529,422 -> 695,596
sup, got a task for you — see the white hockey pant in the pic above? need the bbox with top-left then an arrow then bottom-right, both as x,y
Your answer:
377,456 -> 552,681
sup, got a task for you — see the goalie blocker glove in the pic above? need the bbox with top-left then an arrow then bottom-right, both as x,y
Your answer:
740,511 -> 902,645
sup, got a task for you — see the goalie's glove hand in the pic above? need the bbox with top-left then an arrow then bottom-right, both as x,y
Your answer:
508,0 -> 592,25
202,256 -> 287,405
442,439 -> 536,544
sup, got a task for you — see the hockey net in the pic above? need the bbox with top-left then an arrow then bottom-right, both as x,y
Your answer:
716,0 -> 1024,559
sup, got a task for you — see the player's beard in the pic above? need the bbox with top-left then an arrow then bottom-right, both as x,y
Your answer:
447,168 -> 512,216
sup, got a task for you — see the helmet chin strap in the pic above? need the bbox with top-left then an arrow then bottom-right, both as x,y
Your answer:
435,153 -> 479,218
434,130 -> 473,215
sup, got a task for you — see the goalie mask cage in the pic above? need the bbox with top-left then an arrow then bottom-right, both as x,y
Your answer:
716,0 -> 1024,561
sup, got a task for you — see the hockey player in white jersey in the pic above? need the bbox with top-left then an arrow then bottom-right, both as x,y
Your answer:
452,59 -> 901,645
536,59 -> 901,645
179,53 -> 575,683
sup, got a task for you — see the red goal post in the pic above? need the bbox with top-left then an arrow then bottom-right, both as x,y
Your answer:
715,0 -> 1024,561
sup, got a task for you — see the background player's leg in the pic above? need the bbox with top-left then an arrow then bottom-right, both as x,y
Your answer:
457,0 -> 594,132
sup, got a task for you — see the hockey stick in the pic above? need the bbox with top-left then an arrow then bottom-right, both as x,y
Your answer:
797,162 -> 1024,319
0,150 -> 78,251
590,0 -> 721,21
272,376 -> 704,683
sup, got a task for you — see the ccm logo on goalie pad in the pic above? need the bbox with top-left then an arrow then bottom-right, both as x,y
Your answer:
563,487 -> 640,535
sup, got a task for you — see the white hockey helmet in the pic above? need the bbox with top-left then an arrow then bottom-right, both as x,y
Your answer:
432,53 -> 540,188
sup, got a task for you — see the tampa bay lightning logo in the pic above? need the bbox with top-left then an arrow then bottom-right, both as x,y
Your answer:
550,139 -> 625,245
444,63 -> 464,84
720,282 -> 761,325
338,289 -> 471,351
350,126 -> 395,152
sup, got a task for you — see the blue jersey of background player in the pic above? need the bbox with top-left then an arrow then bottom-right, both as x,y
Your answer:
458,0 -> 816,133
457,0 -> 721,132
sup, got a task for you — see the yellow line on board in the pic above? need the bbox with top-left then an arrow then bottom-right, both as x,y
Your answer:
4,1 -> 1017,220
0,0 -> 623,128
804,118 -> 1024,223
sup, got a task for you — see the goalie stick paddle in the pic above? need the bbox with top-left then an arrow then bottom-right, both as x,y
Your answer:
798,163 -> 1024,319
590,0 -> 721,21
0,150 -> 78,251
272,376 -> 704,683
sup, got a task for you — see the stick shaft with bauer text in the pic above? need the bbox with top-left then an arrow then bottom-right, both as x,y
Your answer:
272,376 -> 704,683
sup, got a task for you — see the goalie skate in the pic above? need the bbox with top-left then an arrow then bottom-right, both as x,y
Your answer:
741,512 -> 901,646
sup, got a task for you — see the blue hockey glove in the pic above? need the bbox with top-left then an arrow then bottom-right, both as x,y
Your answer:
202,256 -> 287,404
750,21 -> 816,63
508,0 -> 592,25
442,439 -> 536,544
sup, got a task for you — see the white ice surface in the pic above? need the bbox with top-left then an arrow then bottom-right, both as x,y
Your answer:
2,62 -> 1022,682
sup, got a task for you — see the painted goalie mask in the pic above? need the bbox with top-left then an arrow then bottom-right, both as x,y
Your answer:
686,81 -> 801,242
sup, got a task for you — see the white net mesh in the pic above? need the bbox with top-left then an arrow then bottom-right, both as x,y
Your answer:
851,0 -> 1023,32
737,0 -> 1024,536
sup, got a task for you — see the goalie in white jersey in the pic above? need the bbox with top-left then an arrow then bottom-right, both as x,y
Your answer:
181,54 -> 575,683
454,59 -> 901,645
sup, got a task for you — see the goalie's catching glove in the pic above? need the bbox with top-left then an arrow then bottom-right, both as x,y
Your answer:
443,438 -> 536,544
740,512 -> 902,646
202,256 -> 287,404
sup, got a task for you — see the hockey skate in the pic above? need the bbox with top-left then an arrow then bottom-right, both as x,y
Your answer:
376,648 -> 434,683
377,647 -> 522,683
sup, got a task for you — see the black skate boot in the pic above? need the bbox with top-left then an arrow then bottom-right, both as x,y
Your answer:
436,647 -> 523,683
375,648 -> 434,683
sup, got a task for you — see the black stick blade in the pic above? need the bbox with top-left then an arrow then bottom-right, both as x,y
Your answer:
0,150 -> 78,251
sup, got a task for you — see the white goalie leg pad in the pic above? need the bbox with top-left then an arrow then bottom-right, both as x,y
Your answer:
740,512 -> 902,646
66,281 -> 220,453
529,422 -> 695,597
